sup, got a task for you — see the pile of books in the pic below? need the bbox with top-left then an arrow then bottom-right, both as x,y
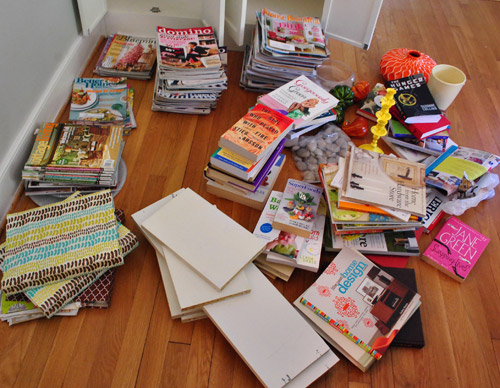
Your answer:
318,146 -> 428,255
205,103 -> 292,209
357,75 -> 453,162
94,33 -> 157,80
0,191 -> 138,325
22,122 -> 125,198
132,188 -> 339,386
252,183 -> 326,274
240,8 -> 330,93
153,26 -> 227,114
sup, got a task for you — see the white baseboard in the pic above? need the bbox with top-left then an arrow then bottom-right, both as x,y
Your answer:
0,22 -> 106,223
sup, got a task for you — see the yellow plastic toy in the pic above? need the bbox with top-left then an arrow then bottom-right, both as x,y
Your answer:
359,88 -> 397,154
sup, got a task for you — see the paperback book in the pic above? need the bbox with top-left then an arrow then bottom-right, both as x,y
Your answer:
258,75 -> 339,128
422,216 -> 490,282
386,73 -> 441,124
218,104 -> 293,162
356,83 -> 387,122
272,178 -> 323,238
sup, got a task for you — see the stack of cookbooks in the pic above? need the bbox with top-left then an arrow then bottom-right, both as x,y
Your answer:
205,104 -> 292,209
253,188 -> 326,274
21,122 -> 125,197
0,191 -> 138,325
132,188 -> 339,387
153,26 -> 227,114
240,8 -> 330,93
94,33 -> 157,80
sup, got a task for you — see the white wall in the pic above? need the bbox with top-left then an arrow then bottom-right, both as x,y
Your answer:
0,0 -> 103,221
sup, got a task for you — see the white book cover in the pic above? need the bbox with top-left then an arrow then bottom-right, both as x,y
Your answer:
203,263 -> 337,388
142,188 -> 265,291
272,179 -> 323,238
258,75 -> 338,128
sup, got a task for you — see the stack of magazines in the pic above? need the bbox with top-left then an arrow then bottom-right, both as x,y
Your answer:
94,34 -> 157,80
22,122 -> 125,197
240,8 -> 330,93
153,26 -> 227,114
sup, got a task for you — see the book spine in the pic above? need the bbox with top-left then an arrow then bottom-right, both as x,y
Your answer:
299,297 -> 381,360
425,145 -> 459,176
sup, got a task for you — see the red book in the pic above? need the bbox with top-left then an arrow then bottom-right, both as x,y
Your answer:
391,107 -> 451,140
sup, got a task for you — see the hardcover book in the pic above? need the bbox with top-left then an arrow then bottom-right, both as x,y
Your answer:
257,75 -> 339,128
386,73 -> 442,124
390,109 -> 451,140
422,188 -> 448,233
272,179 -> 324,238
218,104 -> 293,162
294,248 -> 421,366
382,267 -> 425,348
422,216 -> 490,282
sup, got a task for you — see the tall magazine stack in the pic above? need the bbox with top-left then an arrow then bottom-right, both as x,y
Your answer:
153,26 -> 227,114
241,9 -> 330,93
94,33 -> 157,80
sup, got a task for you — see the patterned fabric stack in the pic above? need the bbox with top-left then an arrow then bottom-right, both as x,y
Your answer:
0,190 -> 138,325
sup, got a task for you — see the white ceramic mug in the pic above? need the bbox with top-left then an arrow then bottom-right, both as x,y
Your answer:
427,64 -> 466,111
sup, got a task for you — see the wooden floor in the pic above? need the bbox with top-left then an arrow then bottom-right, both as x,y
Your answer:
2,0 -> 500,387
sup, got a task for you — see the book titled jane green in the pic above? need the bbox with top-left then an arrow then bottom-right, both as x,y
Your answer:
272,179 -> 323,238
422,216 -> 490,282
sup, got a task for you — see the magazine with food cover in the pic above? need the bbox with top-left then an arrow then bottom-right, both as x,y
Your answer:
343,146 -> 427,217
69,78 -> 129,125
156,26 -> 222,71
259,8 -> 328,57
97,34 -> 157,76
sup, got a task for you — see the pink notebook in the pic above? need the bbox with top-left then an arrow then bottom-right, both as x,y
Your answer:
422,217 -> 490,282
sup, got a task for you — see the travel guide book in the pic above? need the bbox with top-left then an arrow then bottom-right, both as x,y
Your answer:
343,146 -> 427,217
218,104 -> 293,162
422,216 -> 490,282
295,247 -> 421,361
272,178 -> 323,238
69,78 -> 129,125
386,73 -> 441,124
156,26 -> 222,71
258,75 -> 339,128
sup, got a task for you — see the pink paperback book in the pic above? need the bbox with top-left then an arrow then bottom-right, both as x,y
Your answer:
422,216 -> 490,282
